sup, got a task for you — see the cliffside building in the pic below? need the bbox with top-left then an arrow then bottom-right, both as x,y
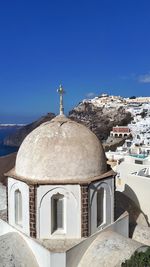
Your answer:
110,126 -> 131,138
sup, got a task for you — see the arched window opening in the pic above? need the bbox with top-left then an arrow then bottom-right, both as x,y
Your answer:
51,193 -> 64,233
97,187 -> 106,227
15,189 -> 22,226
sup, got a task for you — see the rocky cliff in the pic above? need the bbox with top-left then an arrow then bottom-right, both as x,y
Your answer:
69,102 -> 132,142
0,152 -> 17,185
4,113 -> 55,147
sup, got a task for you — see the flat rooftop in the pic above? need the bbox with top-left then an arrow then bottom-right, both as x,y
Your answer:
37,237 -> 85,252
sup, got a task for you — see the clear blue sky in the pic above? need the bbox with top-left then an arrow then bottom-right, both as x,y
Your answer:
0,0 -> 150,123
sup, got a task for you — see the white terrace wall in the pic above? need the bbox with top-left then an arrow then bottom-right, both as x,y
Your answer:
121,174 -> 150,223
117,161 -> 150,223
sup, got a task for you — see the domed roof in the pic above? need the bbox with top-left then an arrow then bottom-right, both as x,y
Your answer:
15,115 -> 107,183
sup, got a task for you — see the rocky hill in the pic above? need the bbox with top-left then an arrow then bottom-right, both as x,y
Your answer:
69,102 -> 132,142
0,125 -> 22,145
0,152 -> 17,185
3,102 -> 132,148
4,113 -> 55,147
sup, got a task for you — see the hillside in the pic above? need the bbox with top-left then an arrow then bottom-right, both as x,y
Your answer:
3,102 -> 132,148
0,125 -> 23,145
69,102 -> 132,142
4,113 -> 55,147
0,152 -> 17,185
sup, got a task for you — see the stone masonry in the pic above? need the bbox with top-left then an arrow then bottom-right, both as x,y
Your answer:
29,185 -> 37,238
81,185 -> 88,237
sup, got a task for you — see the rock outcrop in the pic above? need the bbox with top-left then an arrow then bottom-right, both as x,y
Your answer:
69,102 -> 132,142
0,152 -> 17,185
4,112 -> 55,147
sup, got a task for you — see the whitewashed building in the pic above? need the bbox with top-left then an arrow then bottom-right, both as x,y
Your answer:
0,87 -> 145,267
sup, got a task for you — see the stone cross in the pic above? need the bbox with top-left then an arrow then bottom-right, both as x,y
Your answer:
57,85 -> 65,115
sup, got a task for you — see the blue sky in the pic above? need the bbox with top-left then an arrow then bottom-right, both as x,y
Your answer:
0,0 -> 150,123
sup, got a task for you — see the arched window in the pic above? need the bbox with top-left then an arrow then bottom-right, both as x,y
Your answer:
51,193 -> 64,233
15,189 -> 22,226
97,187 -> 106,227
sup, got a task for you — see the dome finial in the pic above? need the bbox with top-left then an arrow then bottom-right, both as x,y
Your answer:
57,84 -> 65,115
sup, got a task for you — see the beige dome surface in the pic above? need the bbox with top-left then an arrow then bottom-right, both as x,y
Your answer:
15,115 -> 107,183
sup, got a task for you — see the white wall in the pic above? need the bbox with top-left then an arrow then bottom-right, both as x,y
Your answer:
8,177 -> 30,235
0,212 -> 129,267
116,160 -> 150,182
0,183 -> 6,210
120,155 -> 150,165
37,184 -> 81,239
117,162 -> 150,223
89,177 -> 114,235
0,219 -> 66,267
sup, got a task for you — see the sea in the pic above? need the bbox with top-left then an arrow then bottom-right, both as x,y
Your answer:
0,127 -> 19,157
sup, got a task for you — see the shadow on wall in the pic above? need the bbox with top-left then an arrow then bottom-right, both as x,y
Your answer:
115,185 -> 150,238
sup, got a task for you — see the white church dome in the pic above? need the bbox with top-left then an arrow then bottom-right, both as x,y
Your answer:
15,115 -> 107,183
